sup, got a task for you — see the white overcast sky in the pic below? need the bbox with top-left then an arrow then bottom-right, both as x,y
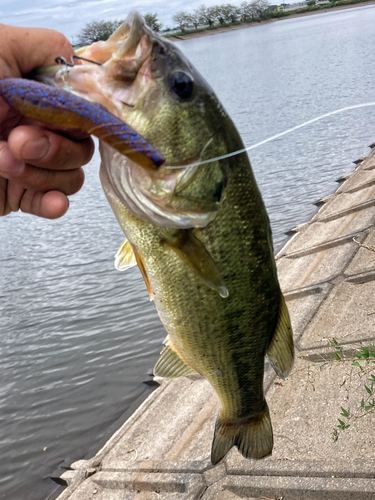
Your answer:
1,0 -> 228,42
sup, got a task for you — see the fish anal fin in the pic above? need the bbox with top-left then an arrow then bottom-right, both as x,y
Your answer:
114,239 -> 137,271
266,294 -> 294,379
211,404 -> 273,465
154,337 -> 197,378
161,230 -> 228,298
133,249 -> 154,301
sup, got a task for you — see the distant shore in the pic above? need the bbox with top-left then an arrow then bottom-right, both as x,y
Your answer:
167,0 -> 375,41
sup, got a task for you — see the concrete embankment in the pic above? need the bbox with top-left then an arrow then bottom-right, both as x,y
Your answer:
54,145 -> 375,499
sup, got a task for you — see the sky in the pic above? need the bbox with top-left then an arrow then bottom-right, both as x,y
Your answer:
1,0 -> 228,42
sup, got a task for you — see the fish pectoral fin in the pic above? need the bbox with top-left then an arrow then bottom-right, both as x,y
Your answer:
133,249 -> 154,301
154,337 -> 197,378
161,230 -> 228,298
211,404 -> 273,465
115,240 -> 154,301
114,239 -> 137,271
266,294 -> 294,379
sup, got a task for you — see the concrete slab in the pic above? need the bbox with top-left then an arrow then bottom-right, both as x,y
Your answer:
277,236 -> 361,290
220,475 -> 375,500
55,147 -> 375,499
284,282 -> 333,341
337,170 -> 375,194
345,230 -> 375,275
225,458 -> 375,477
58,470 -> 206,499
266,357 -> 375,461
316,183 -> 375,220
98,376 -> 217,466
277,214 -> 374,258
298,279 -> 375,348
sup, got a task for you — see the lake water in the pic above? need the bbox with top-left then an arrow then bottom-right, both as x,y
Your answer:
1,5 -> 375,499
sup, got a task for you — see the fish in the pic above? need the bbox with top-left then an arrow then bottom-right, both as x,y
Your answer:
3,11 -> 294,464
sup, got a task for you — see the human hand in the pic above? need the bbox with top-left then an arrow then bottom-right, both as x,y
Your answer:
0,24 -> 94,218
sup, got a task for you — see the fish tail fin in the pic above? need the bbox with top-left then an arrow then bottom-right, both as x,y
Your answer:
211,404 -> 273,465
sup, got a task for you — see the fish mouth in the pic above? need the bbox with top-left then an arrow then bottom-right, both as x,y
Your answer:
34,12 -> 153,118
34,12 -> 210,174
32,12 -> 164,170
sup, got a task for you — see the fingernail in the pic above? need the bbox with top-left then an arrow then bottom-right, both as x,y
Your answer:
0,145 -> 24,175
21,137 -> 50,161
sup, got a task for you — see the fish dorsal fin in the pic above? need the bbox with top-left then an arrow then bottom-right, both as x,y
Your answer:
133,249 -> 154,301
114,239 -> 137,271
266,294 -> 294,379
161,230 -> 228,298
154,336 -> 197,378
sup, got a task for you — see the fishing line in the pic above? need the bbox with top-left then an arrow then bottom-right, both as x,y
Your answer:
164,102 -> 375,170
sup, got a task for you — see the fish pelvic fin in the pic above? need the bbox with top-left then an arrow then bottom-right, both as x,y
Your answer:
266,294 -> 294,379
154,336 -> 197,378
114,240 -> 154,301
211,404 -> 273,465
114,239 -> 137,271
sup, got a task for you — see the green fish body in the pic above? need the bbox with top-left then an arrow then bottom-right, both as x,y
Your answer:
33,12 -> 294,464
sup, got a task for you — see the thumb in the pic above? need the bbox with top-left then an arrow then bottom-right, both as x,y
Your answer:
0,24 -> 74,78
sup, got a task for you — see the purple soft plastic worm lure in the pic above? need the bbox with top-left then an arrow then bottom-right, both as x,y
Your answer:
0,78 -> 165,170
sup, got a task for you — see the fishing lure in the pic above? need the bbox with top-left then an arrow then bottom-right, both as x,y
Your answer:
0,78 -> 165,170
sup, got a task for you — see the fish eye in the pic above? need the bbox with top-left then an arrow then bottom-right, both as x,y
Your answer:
168,70 -> 194,101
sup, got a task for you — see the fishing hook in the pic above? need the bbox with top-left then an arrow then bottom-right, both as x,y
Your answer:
55,56 -> 134,108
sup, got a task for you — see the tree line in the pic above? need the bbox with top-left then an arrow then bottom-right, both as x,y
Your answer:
74,2 -> 272,44
172,2 -> 271,32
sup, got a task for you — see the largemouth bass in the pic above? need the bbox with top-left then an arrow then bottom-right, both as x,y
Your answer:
2,12 -> 294,464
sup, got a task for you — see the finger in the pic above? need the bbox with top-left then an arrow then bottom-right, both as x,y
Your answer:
0,142 -> 85,194
14,162 -> 85,195
8,125 -> 95,171
0,173 -> 70,218
0,25 -> 75,77
0,141 -> 24,176
3,178 -> 25,212
20,190 -> 69,219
